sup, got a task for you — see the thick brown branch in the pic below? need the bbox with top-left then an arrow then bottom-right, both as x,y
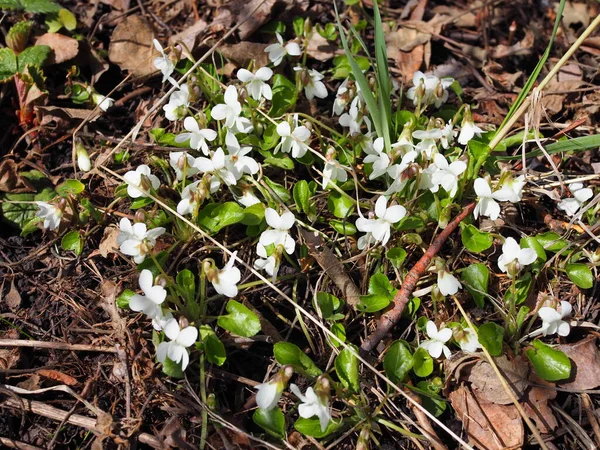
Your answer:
360,203 -> 476,355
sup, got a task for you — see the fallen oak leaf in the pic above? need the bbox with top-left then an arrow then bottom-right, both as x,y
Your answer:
35,33 -> 79,64
557,336 -> 600,390
108,15 -> 156,78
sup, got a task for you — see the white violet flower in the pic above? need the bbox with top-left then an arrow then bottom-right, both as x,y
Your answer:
437,269 -> 462,296
494,175 -> 526,203
290,380 -> 331,432
91,92 -> 114,112
413,128 -> 442,160
177,180 -> 203,216
406,71 -> 453,108
260,208 -> 296,255
194,148 -> 238,193
157,319 -> 198,371
537,301 -> 572,337
211,85 -> 253,133
458,113 -> 484,145
473,177 -> 502,220
129,269 -> 167,318
275,114 -> 311,159
454,326 -> 481,353
174,117 -> 217,155
265,33 -> 301,66
557,182 -> 593,216
355,196 -> 406,249
363,137 -> 390,180
430,153 -> 466,197
76,144 -> 91,172
254,243 -> 278,278
237,67 -> 273,101
36,201 -> 62,230
209,252 -> 241,298
497,236 -> 537,276
420,320 -> 452,359
123,165 -> 161,198
254,366 -> 294,411
224,132 -> 259,179
322,148 -> 348,189
169,151 -> 199,180
117,218 -> 165,264
152,39 -> 178,87
163,83 -> 190,121
295,67 -> 328,100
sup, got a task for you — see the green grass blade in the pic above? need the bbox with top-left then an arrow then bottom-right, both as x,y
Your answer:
372,0 -> 392,152
494,134 -> 600,160
498,0 -> 565,131
334,2 -> 384,142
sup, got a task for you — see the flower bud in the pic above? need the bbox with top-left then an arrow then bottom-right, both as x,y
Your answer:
6,21 -> 33,54
75,142 -> 91,172
134,210 -> 146,222
178,316 -> 189,329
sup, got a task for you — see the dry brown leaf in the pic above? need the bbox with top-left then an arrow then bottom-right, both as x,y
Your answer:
0,329 -> 21,370
306,32 -> 339,62
483,61 -> 523,90
0,159 -> 35,193
98,225 -> 120,258
37,369 -> 79,386
449,386 -> 524,450
466,356 -> 529,405
580,36 -> 600,55
35,33 -> 79,64
108,15 -> 156,78
559,1 -> 591,29
542,64 -> 585,114
169,19 -> 208,58
557,336 -> 600,390
491,29 -> 534,59
36,106 -> 100,126
212,0 -> 277,40
17,373 -> 41,391
5,279 -> 22,311
522,373 -> 558,434
219,42 -> 269,69
432,4 -> 477,28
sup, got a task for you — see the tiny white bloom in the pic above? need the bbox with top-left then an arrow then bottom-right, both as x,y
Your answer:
290,384 -> 331,432
413,128 -> 442,160
537,301 -> 572,337
275,114 -> 311,159
557,182 -> 593,216
130,269 -> 167,318
169,151 -> 199,181
406,71 -> 453,108
420,320 -> 452,358
363,137 -> 390,180
152,39 -> 178,87
332,78 -> 350,115
211,85 -> 253,134
237,67 -> 273,101
455,326 -> 481,353
123,165 -> 161,198
440,121 -> 456,149
91,93 -> 114,112
254,243 -> 278,277
163,83 -> 190,121
384,150 -> 418,194
473,178 -> 501,220
458,117 -> 484,145
437,269 -> 462,296
497,236 -> 537,276
151,309 -> 173,332
260,208 -> 296,254
177,180 -> 202,216
338,98 -> 363,135
194,148 -> 238,193
430,153 -> 466,197
356,196 -> 406,249
210,251 -> 241,298
156,319 -> 197,371
494,175 -> 526,203
76,145 -> 91,172
235,189 -> 261,207
174,117 -> 217,155
265,33 -> 301,66
295,67 -> 327,100
117,218 -> 165,264
322,149 -> 348,189
255,381 -> 281,411
36,201 -> 62,230
224,132 -> 259,179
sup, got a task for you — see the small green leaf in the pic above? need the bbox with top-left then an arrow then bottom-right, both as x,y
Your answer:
329,219 -> 356,235
386,247 -> 407,269
197,202 -> 245,233
199,325 -> 226,366
0,48 -> 17,82
273,342 -> 322,377
335,346 -> 359,393
565,263 -> 594,289
477,323 -> 504,356
161,356 -> 184,378
293,180 -> 310,214
61,230 -> 83,255
505,272 -> 532,305
176,269 -> 195,303
357,294 -> 390,313
56,179 -> 85,197
526,339 -> 572,381
45,8 -> 76,33
22,0 -> 60,12
241,203 -> 265,226
535,231 -> 568,252
270,73 -> 297,116
217,300 -> 261,337
264,177 -> 291,202
369,273 -> 393,296
330,322 -> 346,346
466,140 -> 491,180
316,291 -> 340,320
413,347 -> 433,377
116,289 -> 135,309
415,380 -> 447,417
520,236 -> 546,263
327,191 -> 354,219
17,45 -> 51,70
397,216 -> 424,231
149,128 -> 191,148
294,417 -> 340,438
264,153 -> 295,170
460,263 -> 489,307
460,223 -> 493,253
384,340 -> 414,384
0,0 -> 22,11
130,197 -> 154,210
253,407 -> 285,438
1,192 -> 36,228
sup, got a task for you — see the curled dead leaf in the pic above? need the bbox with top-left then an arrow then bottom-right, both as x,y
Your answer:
37,369 -> 79,386
98,225 -> 120,258
557,336 -> 600,390
5,279 -> 22,311
35,33 -> 79,64
169,19 -> 208,59
467,356 -> 529,405
108,15 -> 156,78
306,32 -> 339,62
0,159 -> 34,193
218,42 -> 269,69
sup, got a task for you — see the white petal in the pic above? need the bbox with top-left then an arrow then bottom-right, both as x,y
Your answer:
177,326 -> 198,347
237,68 -> 253,82
139,269 -> 153,293
425,321 -> 438,339
163,318 -> 181,341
